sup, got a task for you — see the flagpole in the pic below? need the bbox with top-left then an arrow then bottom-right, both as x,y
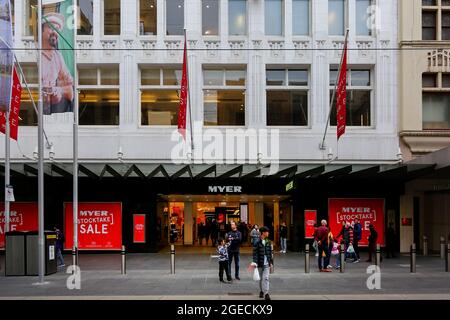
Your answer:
37,0 -> 45,284
184,29 -> 194,154
73,0 -> 79,268
320,29 -> 349,151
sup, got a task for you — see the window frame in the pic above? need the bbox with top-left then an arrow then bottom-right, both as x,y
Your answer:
202,0 -> 220,37
165,0 -> 185,36
328,0 -> 347,37
77,65 -> 120,127
422,0 -> 450,41
292,0 -> 311,37
23,0 -> 37,38
355,0 -> 373,37
138,0 -> 158,37
102,0 -> 121,37
265,68 -> 310,128
422,71 -> 450,130
202,67 -> 247,127
139,66 -> 183,128
77,0 -> 95,36
18,63 -> 39,127
328,66 -> 374,129
228,0 -> 248,37
264,0 -> 284,37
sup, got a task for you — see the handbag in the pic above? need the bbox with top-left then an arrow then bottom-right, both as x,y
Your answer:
253,267 -> 261,281
347,244 -> 355,254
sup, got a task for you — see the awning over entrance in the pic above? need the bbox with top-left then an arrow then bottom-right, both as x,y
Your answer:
1,161 -> 447,180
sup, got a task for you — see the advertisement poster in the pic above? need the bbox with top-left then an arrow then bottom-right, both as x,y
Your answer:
304,210 -> 317,239
64,202 -> 122,250
328,198 -> 385,246
0,68 -> 22,140
0,202 -> 39,249
133,214 -> 146,243
41,0 -> 75,115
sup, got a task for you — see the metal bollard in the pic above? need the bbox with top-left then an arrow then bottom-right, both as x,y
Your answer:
446,243 -> 449,272
440,237 -> 445,259
340,243 -> 345,273
305,244 -> 310,274
376,244 -> 381,266
121,245 -> 126,275
410,243 -> 416,273
170,244 -> 175,274
72,246 -> 77,274
423,236 -> 428,256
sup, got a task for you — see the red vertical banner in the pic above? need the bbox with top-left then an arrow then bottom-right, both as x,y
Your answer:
0,202 -> 39,249
304,210 -> 317,239
178,37 -> 188,139
0,68 -> 22,140
64,203 -> 122,250
328,198 -> 385,247
336,42 -> 347,140
133,214 -> 146,243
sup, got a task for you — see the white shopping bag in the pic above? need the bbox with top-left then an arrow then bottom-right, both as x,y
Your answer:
253,267 -> 260,281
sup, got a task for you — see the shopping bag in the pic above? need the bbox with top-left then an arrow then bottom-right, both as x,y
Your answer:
347,244 -> 355,254
253,267 -> 261,281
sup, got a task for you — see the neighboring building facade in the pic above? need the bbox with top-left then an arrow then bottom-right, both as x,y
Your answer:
1,0 -> 404,252
399,0 -> 450,253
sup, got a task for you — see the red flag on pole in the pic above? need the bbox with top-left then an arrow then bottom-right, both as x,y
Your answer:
178,37 -> 188,140
336,41 -> 347,140
0,68 -> 22,141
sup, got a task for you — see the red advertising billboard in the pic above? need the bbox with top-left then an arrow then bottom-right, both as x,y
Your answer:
0,202 -> 38,249
133,214 -> 146,243
328,198 -> 385,247
64,203 -> 122,250
304,210 -> 317,239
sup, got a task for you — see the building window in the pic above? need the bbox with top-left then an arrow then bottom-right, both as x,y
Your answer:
203,68 -> 246,126
266,69 -> 309,126
23,0 -> 37,37
329,0 -> 345,36
422,72 -> 450,129
140,68 -> 182,126
202,0 -> 219,36
329,68 -> 372,126
356,0 -> 372,36
103,0 -> 120,35
229,0 -> 246,36
265,0 -> 283,36
166,0 -> 184,35
293,0 -> 310,36
422,0 -> 450,40
139,0 -> 157,35
78,0 -> 94,35
18,64 -> 38,126
78,66 -> 120,125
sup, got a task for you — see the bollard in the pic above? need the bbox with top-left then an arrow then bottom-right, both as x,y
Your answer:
410,243 -> 416,273
121,245 -> 126,275
170,244 -> 175,274
440,237 -> 445,259
376,244 -> 381,266
423,236 -> 428,256
305,244 -> 310,274
340,243 -> 345,273
446,243 -> 449,272
72,246 -> 77,274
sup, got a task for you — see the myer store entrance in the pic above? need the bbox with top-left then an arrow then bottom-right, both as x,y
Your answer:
157,195 -> 291,247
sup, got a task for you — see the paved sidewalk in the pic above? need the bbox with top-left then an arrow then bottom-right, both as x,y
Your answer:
0,249 -> 449,299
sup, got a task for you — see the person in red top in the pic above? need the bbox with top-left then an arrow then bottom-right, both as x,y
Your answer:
315,220 -> 331,272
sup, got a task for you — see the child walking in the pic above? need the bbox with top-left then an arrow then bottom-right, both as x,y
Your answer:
217,238 -> 232,283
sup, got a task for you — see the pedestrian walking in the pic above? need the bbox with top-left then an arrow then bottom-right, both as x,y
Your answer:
279,221 -> 288,253
54,226 -> 65,268
366,224 -> 378,262
315,220 -> 331,272
217,238 -> 232,283
250,225 -> 260,247
353,218 -> 362,262
226,221 -> 242,280
250,226 -> 273,300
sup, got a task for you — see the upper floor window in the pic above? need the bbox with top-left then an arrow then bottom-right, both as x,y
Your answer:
330,68 -> 372,126
19,64 -> 38,126
293,0 -> 310,36
166,0 -> 184,35
265,0 -> 283,36
356,0 -> 372,36
203,68 -> 246,126
422,0 -> 450,40
23,0 -> 37,37
229,0 -> 246,36
78,66 -> 120,125
103,0 -> 120,35
329,0 -> 345,36
140,67 -> 182,126
78,0 -> 94,36
266,69 -> 309,126
422,72 -> 450,129
203,0 -> 219,35
140,0 -> 157,35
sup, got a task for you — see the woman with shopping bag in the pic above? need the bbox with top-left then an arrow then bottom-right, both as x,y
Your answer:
249,226 -> 273,300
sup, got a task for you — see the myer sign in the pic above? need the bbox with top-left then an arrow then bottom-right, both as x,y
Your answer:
208,186 -> 242,194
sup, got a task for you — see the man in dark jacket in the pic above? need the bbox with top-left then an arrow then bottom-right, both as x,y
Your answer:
54,226 -> 65,267
353,218 -> 362,262
251,226 -> 273,300
226,221 -> 242,280
366,224 -> 378,262
315,219 -> 331,272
